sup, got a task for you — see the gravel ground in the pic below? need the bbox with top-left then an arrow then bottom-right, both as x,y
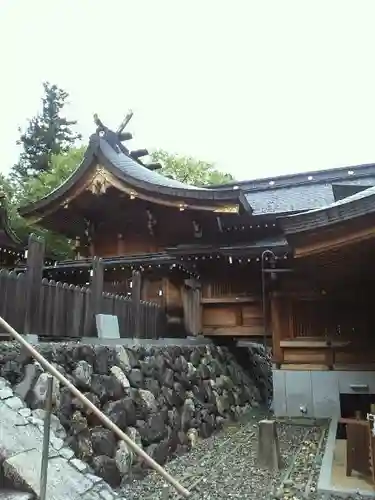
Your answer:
119,410 -> 336,500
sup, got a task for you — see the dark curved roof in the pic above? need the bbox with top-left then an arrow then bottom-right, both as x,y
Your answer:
210,163 -> 375,215
98,137 -> 207,191
20,129 -> 249,217
280,185 -> 375,235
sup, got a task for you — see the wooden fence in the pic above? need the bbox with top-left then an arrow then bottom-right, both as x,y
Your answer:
0,235 -> 166,339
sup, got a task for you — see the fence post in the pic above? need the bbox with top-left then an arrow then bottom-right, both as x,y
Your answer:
40,374 -> 53,500
132,270 -> 142,338
87,257 -> 104,336
24,234 -> 45,335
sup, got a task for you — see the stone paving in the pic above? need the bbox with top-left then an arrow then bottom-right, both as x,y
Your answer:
0,376 -> 126,500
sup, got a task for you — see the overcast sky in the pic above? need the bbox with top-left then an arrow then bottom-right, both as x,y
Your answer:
1,0 -> 375,181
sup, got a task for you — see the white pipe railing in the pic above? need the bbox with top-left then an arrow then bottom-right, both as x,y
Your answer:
0,316 -> 191,498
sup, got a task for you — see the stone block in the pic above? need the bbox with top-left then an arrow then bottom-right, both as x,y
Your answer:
5,396 -> 24,411
60,447 -> 75,460
257,419 -> 282,471
285,370 -> 313,417
272,369 -> 287,417
0,402 -> 44,458
0,491 -> 33,500
24,334 -> 38,344
0,377 -> 10,389
70,457 -> 88,473
14,363 -> 42,400
3,448 -> 93,500
311,371 -> 340,418
96,315 -> 120,339
18,407 -> 31,418
0,387 -> 13,400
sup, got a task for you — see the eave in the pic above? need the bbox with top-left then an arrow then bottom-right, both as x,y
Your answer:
13,251 -> 199,279
0,197 -> 25,250
166,236 -> 289,258
279,186 -> 375,258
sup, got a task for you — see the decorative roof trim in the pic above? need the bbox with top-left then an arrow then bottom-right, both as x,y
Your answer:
210,162 -> 375,193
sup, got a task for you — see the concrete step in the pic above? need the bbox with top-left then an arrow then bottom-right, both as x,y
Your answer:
0,490 -> 33,500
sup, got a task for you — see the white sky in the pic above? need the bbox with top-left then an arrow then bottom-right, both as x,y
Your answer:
1,0 -> 375,181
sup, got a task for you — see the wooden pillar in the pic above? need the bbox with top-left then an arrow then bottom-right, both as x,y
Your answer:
87,257 -> 104,336
270,296 -> 284,365
24,234 -> 45,335
132,270 -> 142,338
270,294 -> 293,366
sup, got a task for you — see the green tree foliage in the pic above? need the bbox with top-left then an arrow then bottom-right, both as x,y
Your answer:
22,147 -> 85,203
152,149 -> 234,186
19,147 -> 85,259
1,147 -> 85,260
12,82 -> 81,181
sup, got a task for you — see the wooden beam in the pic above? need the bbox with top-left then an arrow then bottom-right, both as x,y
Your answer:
130,148 -> 148,159
201,296 -> 259,304
280,363 -> 329,371
280,339 -> 351,348
203,326 -> 268,336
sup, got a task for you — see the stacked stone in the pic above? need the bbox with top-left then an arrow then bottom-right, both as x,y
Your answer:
246,344 -> 273,406
0,342 -> 271,486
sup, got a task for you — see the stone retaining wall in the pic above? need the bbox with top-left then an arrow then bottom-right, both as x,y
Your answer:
0,342 -> 271,487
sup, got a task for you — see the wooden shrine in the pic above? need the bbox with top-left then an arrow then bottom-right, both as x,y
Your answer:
18,113 -> 289,338
16,111 -> 375,500
17,112 -> 375,351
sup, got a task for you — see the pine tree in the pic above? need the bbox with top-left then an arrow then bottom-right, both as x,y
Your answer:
12,82 -> 81,180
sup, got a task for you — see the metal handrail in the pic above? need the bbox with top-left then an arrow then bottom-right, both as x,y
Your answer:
0,315 -> 191,498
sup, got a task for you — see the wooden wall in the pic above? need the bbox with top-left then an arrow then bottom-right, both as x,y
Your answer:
200,279 -> 265,338
271,291 -> 375,370
93,234 -> 162,257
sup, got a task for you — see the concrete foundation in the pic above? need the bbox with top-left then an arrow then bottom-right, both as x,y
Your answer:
318,417 -> 375,497
273,369 -> 375,418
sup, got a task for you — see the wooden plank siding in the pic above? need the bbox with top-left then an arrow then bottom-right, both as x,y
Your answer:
200,279 -> 266,337
271,291 -> 375,370
0,268 -> 165,340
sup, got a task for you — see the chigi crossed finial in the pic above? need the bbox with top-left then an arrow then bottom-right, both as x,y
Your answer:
92,110 -> 161,171
93,110 -> 133,141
